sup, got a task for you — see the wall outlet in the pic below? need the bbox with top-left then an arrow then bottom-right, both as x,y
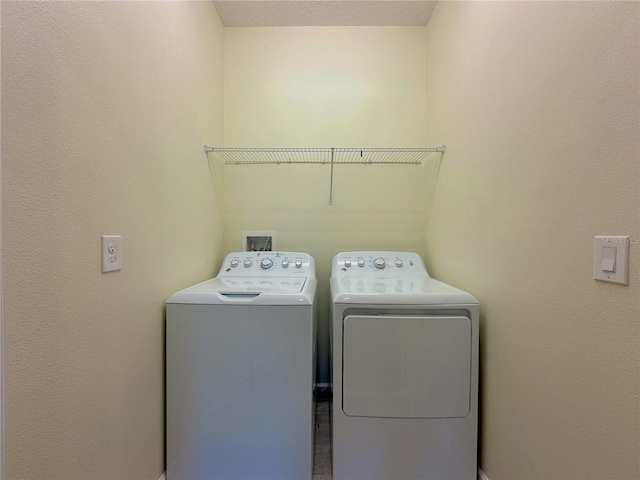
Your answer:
242,231 -> 276,252
102,235 -> 122,272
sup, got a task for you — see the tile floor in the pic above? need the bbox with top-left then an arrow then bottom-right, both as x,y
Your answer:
313,396 -> 332,480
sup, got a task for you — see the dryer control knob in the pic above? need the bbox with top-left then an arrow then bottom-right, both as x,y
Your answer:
260,258 -> 273,269
357,259 -> 365,267
295,260 -> 303,268
344,259 -> 352,267
230,259 -> 239,268
374,257 -> 386,269
394,259 -> 403,267
282,260 -> 289,268
244,259 -> 253,267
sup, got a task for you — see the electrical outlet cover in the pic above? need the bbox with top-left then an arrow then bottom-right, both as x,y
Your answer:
102,235 -> 122,272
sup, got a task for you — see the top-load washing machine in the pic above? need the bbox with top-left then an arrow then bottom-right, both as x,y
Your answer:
330,251 -> 479,480
166,251 -> 317,480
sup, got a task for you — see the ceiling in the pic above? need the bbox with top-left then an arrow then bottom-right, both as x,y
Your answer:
212,1 -> 438,27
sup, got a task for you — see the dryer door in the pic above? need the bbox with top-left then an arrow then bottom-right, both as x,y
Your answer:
342,314 -> 471,418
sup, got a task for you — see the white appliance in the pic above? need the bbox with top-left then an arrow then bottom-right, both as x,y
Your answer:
166,251 -> 317,480
330,251 -> 479,480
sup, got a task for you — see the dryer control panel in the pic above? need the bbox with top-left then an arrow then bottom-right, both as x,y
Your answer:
220,251 -> 314,277
332,251 -> 428,278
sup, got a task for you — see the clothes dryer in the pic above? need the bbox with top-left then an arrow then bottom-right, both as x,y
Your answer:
330,251 -> 478,480
166,251 -> 317,480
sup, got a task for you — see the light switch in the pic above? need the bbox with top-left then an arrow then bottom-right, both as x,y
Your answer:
601,246 -> 616,272
594,236 -> 629,285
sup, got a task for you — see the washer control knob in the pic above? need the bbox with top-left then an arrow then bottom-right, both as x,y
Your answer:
244,259 -> 252,268
373,257 -> 386,269
344,259 -> 352,267
230,259 -> 239,268
394,259 -> 403,267
282,260 -> 289,268
357,258 -> 365,267
295,260 -> 303,268
260,258 -> 273,269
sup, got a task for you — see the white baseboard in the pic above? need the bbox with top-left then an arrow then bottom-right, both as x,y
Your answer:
478,468 -> 490,480
158,473 -> 166,480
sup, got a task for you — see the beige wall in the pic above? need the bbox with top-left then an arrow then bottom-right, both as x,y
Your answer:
423,2 -> 639,479
222,27 -> 439,382
1,2 -> 224,478
3,2 -> 638,478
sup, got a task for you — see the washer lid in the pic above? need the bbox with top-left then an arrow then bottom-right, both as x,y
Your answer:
331,276 -> 478,305
167,276 -> 316,305
192,276 -> 306,294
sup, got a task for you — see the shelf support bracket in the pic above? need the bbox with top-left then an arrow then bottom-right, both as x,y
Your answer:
329,148 -> 335,205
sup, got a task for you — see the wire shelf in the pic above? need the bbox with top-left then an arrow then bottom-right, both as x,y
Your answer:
203,145 -> 446,205
204,146 -> 445,165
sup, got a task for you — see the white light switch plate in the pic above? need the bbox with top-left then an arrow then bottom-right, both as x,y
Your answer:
594,236 -> 629,285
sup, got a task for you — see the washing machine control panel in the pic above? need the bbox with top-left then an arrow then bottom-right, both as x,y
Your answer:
221,251 -> 314,277
332,251 -> 428,277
